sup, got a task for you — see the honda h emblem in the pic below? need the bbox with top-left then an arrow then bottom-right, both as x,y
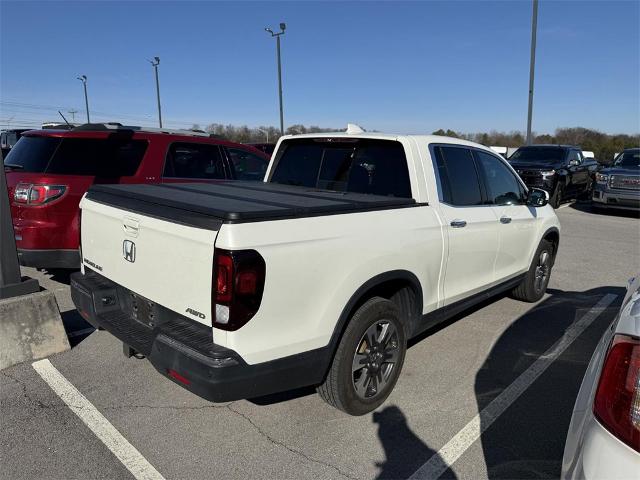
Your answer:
123,240 -> 136,263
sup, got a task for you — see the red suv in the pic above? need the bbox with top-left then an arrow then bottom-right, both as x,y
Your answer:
3,124 -> 270,269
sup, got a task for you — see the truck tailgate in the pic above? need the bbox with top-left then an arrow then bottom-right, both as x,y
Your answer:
80,195 -> 217,326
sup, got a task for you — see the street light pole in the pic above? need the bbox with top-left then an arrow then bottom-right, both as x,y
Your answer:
265,23 -> 286,137
526,0 -> 538,145
257,129 -> 269,143
149,57 -> 163,128
77,75 -> 90,123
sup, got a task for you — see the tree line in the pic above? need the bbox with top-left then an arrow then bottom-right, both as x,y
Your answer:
433,127 -> 639,164
196,123 -> 638,164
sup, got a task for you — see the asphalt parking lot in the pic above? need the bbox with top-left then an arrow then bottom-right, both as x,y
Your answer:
1,203 -> 638,480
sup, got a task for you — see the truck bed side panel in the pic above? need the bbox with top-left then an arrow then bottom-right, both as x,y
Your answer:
213,205 -> 443,364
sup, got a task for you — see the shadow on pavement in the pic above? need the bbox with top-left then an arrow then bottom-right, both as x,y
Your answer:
570,201 -> 640,218
373,405 -> 453,480
42,268 -> 76,285
60,309 -> 96,348
473,286 -> 624,479
248,385 -> 316,405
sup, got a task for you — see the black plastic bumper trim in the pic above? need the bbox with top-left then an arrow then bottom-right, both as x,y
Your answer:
18,248 -> 80,269
70,270 -> 331,402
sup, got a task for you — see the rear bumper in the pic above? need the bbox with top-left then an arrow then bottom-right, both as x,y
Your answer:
562,414 -> 640,479
18,248 -> 80,269
70,270 -> 330,402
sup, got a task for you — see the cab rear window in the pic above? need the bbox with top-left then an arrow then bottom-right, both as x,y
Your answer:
4,136 -> 148,177
270,138 -> 412,198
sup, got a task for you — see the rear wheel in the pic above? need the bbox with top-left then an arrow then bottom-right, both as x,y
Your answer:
511,239 -> 554,302
317,297 -> 406,415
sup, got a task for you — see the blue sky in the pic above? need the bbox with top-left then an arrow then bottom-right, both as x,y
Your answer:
1,1 -> 638,134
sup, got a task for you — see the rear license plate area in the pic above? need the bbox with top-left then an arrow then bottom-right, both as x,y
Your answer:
125,291 -> 158,329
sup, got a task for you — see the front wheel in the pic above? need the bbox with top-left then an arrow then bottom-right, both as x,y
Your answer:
510,239 -> 554,302
317,297 -> 406,415
551,182 -> 564,209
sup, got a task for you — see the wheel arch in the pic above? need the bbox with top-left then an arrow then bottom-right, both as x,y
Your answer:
541,226 -> 560,264
323,270 -> 423,376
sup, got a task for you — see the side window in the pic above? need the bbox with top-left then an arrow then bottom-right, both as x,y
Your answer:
46,139 -> 147,177
567,150 -> 580,164
475,151 -> 526,205
163,143 -> 226,179
433,146 -> 483,206
226,147 -> 268,181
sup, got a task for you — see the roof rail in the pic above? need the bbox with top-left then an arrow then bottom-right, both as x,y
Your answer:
72,123 -> 214,138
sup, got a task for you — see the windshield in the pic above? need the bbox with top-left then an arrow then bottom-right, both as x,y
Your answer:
270,138 -> 412,198
510,147 -> 566,163
613,150 -> 640,167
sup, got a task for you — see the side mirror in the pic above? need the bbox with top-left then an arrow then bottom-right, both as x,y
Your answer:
527,188 -> 549,207
569,159 -> 579,166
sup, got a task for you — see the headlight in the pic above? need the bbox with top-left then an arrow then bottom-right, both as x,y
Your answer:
541,170 -> 556,179
596,173 -> 609,184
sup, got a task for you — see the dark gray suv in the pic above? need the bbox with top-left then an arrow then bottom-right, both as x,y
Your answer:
592,148 -> 640,211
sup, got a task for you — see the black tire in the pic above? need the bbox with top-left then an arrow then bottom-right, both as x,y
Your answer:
511,239 -> 554,302
551,182 -> 564,209
317,297 -> 407,415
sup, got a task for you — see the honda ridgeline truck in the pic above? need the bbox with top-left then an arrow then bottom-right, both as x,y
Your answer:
71,130 -> 560,415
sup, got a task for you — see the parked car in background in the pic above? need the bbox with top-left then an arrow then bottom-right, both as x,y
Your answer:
592,148 -> 640,212
509,145 -> 599,208
3,123 -> 269,269
1,128 -> 30,156
562,275 -> 640,479
70,130 -> 560,415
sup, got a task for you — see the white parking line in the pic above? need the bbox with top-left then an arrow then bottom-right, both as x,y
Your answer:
557,202 -> 574,209
32,359 -> 165,480
409,293 -> 617,480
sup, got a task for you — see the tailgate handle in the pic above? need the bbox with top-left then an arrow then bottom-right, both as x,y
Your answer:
123,217 -> 140,237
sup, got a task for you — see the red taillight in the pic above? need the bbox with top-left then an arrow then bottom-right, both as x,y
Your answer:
215,254 -> 233,303
212,249 -> 266,331
593,334 -> 640,452
167,369 -> 191,385
13,183 -> 67,206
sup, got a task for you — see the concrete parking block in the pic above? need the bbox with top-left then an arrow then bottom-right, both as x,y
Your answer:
0,290 -> 70,370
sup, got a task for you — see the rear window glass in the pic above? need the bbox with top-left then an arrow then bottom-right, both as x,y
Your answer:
270,139 -> 412,198
4,137 -> 61,172
3,136 -> 147,177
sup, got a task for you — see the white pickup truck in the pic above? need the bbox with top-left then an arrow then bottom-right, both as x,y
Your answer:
71,131 -> 560,415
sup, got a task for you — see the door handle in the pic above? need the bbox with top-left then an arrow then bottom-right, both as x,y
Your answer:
450,219 -> 467,228
500,216 -> 512,224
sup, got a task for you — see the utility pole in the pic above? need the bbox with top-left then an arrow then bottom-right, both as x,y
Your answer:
526,0 -> 538,145
68,109 -> 77,122
257,128 -> 269,143
77,75 -> 90,123
0,149 -> 39,298
265,23 -> 286,137
149,57 -> 163,128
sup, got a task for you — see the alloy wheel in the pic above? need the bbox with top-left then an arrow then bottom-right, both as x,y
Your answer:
351,320 -> 400,399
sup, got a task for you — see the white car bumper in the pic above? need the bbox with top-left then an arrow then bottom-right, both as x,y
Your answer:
563,411 -> 640,479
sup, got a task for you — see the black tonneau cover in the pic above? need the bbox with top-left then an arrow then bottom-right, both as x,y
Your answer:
85,181 -> 418,230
